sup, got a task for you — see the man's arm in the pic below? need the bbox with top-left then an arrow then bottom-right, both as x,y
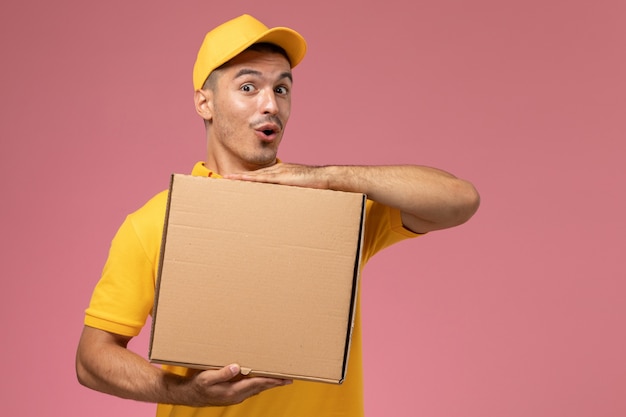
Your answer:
225,164 -> 480,233
76,326 -> 291,407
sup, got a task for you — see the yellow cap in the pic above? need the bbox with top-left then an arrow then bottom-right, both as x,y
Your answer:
192,14 -> 307,90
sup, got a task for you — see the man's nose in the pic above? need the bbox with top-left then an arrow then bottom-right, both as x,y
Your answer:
260,89 -> 279,115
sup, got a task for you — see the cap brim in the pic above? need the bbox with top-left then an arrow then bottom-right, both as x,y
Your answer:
256,27 -> 307,68
211,27 -> 306,76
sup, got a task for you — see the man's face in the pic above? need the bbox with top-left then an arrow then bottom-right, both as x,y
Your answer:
205,49 -> 293,173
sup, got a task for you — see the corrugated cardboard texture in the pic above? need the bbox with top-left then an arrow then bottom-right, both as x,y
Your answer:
150,174 -> 365,383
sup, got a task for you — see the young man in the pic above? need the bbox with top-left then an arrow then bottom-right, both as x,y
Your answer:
76,14 -> 480,417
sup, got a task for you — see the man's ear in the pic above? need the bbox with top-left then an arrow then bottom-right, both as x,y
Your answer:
194,89 -> 213,121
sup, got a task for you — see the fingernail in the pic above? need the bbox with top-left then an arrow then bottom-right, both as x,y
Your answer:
229,364 -> 240,375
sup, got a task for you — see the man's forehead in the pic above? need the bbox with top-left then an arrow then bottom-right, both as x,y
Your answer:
224,50 -> 291,71
231,67 -> 293,83
222,49 -> 291,75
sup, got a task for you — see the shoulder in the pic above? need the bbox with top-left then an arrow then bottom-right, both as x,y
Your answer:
126,189 -> 169,224
118,189 -> 169,251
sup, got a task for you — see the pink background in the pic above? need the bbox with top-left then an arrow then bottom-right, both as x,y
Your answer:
1,0 -> 624,416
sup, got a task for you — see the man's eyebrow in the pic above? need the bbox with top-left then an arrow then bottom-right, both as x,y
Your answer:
280,71 -> 293,83
233,69 -> 293,83
233,68 -> 262,79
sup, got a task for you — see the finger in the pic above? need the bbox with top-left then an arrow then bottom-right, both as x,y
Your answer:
230,376 -> 293,399
224,172 -> 282,184
195,370 -> 293,406
197,363 -> 241,385
223,173 -> 260,181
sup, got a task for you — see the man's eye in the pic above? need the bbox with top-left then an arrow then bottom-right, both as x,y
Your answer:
241,84 -> 255,92
275,86 -> 288,95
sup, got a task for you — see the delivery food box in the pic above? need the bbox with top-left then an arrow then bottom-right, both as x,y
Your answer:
149,174 -> 366,384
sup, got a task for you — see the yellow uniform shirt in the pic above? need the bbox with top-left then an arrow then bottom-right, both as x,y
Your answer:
85,161 -> 419,417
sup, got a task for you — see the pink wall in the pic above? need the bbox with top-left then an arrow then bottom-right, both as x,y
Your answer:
1,1 -> 624,416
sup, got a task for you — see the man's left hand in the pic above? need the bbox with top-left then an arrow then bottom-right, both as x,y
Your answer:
224,163 -> 330,190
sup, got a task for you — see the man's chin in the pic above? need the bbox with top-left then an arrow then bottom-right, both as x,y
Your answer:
244,153 -> 278,170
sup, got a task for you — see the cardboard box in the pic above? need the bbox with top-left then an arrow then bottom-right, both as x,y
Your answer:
149,174 -> 365,384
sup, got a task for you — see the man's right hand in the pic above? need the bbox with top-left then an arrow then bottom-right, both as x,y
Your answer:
76,326 -> 291,407
183,363 -> 292,407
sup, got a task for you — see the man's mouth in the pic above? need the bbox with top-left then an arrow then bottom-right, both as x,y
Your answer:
254,122 -> 281,140
253,116 -> 283,133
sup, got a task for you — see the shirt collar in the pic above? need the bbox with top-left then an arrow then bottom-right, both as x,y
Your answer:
191,159 -> 283,178
191,161 -> 222,178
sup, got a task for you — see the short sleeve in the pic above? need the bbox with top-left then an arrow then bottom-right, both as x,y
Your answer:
84,191 -> 168,337
360,199 -> 422,265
